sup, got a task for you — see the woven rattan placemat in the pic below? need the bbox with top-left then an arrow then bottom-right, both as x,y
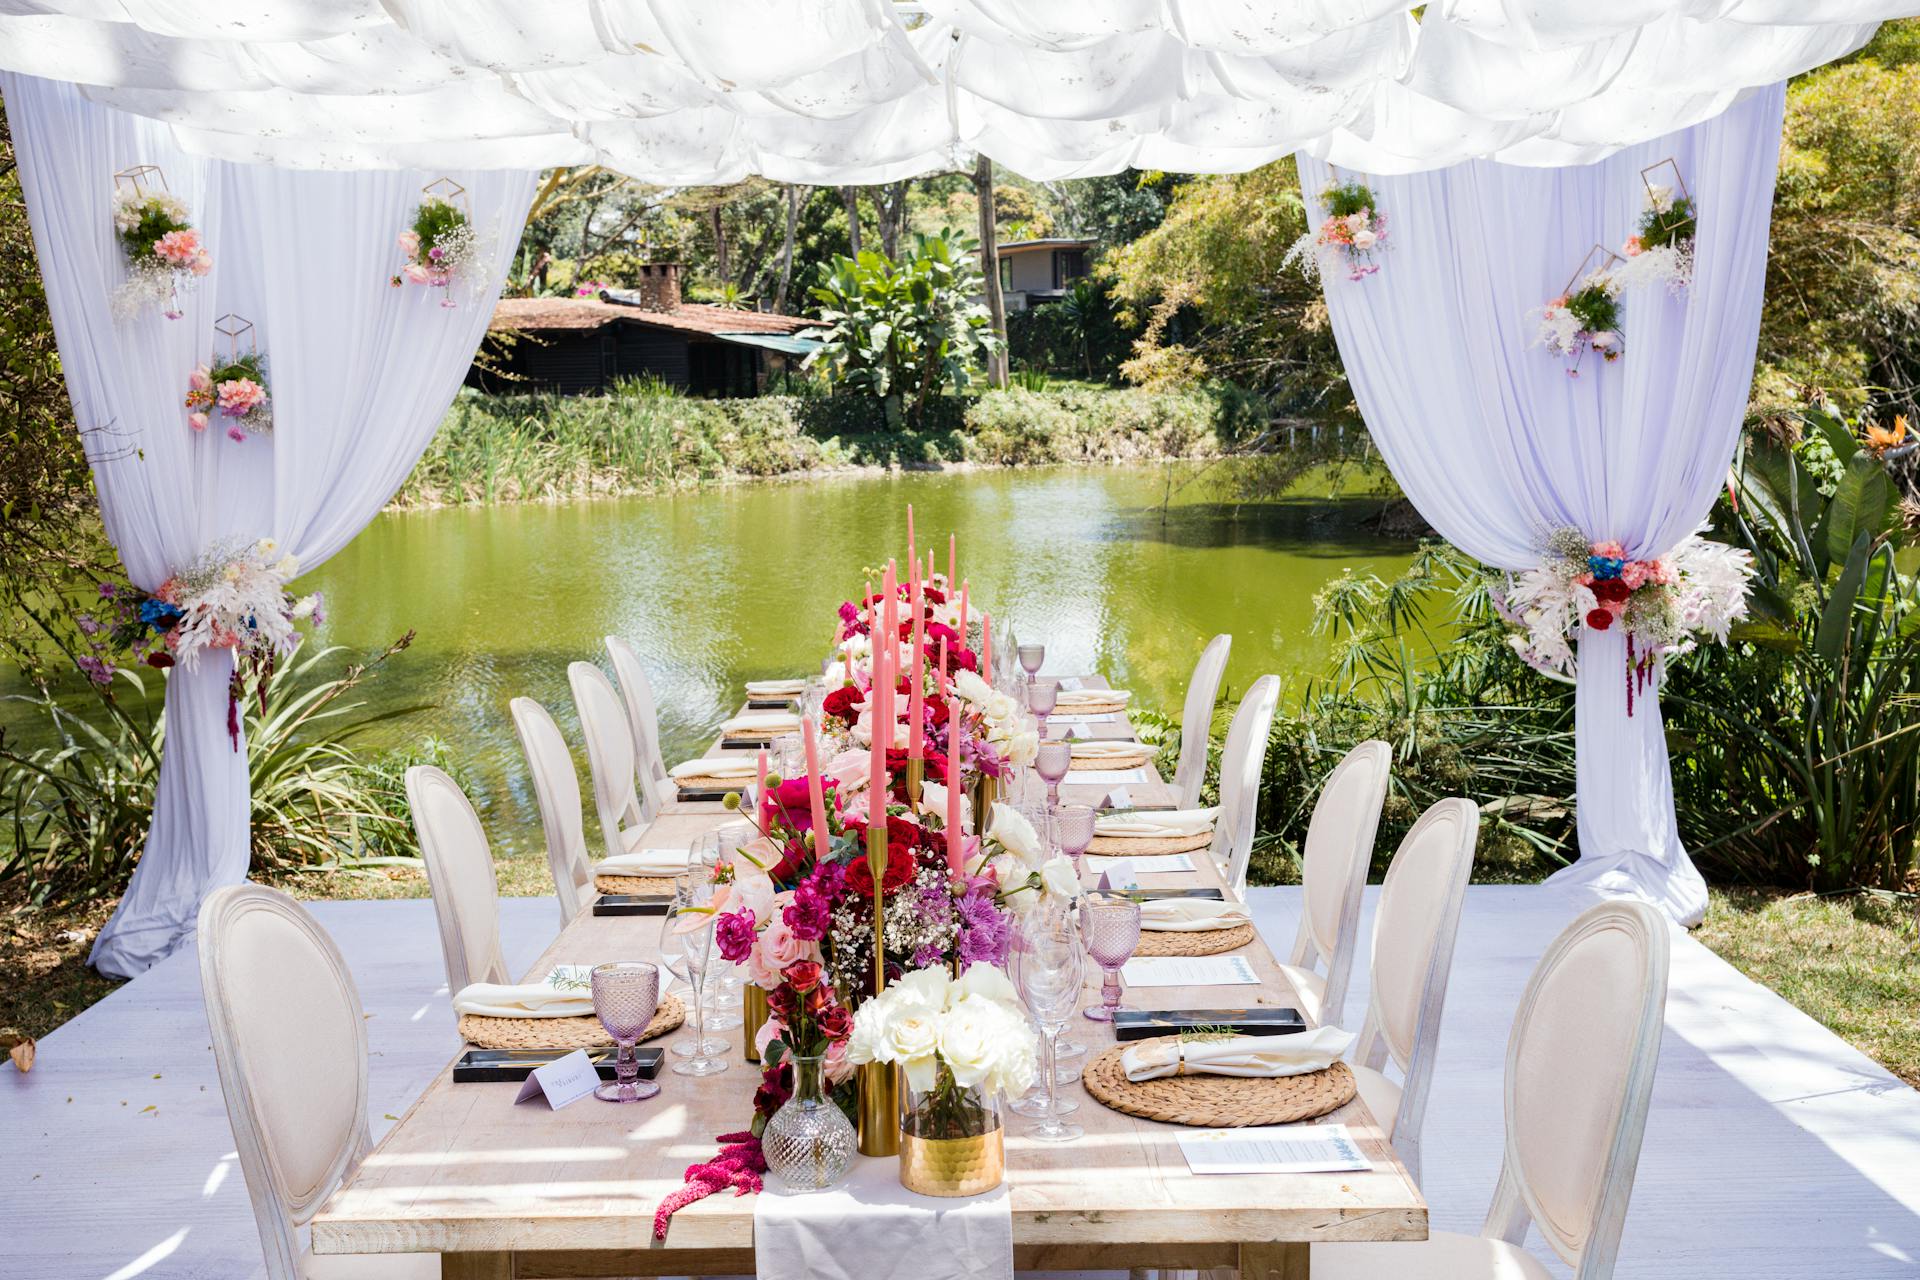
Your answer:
593,873 -> 678,896
1134,922 -> 1255,957
1084,830 -> 1214,856
1069,750 -> 1151,771
1082,1038 -> 1355,1128
457,993 -> 685,1052
1057,700 -> 1129,716
674,774 -> 749,794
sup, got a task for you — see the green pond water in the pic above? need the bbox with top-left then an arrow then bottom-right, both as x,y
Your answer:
7,464 -> 1419,856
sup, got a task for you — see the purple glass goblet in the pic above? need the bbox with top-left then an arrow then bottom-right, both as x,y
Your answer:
1027,677 -> 1057,739
1078,891 -> 1142,1022
1034,739 -> 1071,812
591,961 -> 661,1101
1017,642 -> 1045,685
1054,803 -> 1096,879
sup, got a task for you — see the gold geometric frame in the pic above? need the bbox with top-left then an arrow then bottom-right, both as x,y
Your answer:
422,176 -> 469,216
1560,244 -> 1626,299
213,313 -> 256,363
1639,158 -> 1695,242
112,163 -> 169,201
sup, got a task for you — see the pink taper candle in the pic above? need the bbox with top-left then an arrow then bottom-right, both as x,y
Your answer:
946,750 -> 964,877
755,748 -> 768,825
959,579 -> 969,643
939,634 -> 949,684
907,595 -> 925,758
803,717 -> 831,853
869,640 -> 888,828
981,610 -> 992,675
906,505 -> 916,589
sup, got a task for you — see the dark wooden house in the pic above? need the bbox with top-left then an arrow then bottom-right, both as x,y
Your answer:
470,264 -> 819,397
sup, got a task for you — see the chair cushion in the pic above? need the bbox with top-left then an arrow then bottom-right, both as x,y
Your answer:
1312,1232 -> 1555,1280
1276,963 -> 1327,1026
301,1248 -> 439,1279
1350,1062 -> 1403,1139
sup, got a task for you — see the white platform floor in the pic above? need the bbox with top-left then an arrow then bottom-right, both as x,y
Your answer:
4,886 -> 1917,1279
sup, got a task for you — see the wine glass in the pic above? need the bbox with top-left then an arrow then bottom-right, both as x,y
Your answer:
1018,913 -> 1085,1142
660,878 -> 728,1075
1017,642 -> 1045,686
1035,739 -> 1071,813
1027,677 -> 1057,739
1079,891 -> 1142,1023
591,962 -> 661,1102
1007,911 -> 1082,1112
1054,803 -> 1096,880
803,677 -> 827,724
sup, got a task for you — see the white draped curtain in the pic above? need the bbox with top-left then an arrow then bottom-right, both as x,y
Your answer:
4,74 -> 536,976
1298,84 -> 1786,926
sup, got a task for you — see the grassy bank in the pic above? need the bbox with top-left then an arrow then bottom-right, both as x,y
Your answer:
394,382 -> 1268,507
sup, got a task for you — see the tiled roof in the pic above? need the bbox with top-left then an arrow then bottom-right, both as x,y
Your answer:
489,296 -> 813,336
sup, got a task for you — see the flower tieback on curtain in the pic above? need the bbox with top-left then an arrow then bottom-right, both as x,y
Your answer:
110,165 -> 211,321
390,179 -> 489,309
1285,178 -> 1389,284
79,538 -> 324,747
1533,245 -> 1625,376
1493,527 -> 1753,715
185,313 -> 271,442
1615,159 -> 1697,295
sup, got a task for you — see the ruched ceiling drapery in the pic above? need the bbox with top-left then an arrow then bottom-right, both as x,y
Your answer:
0,2 -> 1899,181
1297,85 -> 1787,926
4,74 -> 536,976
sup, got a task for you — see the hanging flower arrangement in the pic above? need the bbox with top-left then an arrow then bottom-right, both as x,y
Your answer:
185,315 -> 272,442
1492,527 -> 1754,714
1534,247 -> 1624,375
110,166 -> 211,320
1284,178 -> 1389,283
1614,160 -> 1696,296
80,538 -> 324,745
390,180 -> 486,308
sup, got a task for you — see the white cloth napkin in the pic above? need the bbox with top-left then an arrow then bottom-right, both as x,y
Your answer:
1069,740 -> 1146,759
723,711 -> 802,734
1055,687 -> 1131,708
755,1156 -> 1011,1280
595,846 -> 693,877
670,756 -> 757,779
1121,1026 -> 1355,1082
452,967 -> 596,1019
746,679 -> 806,696
1094,807 -> 1218,839
1138,897 -> 1251,932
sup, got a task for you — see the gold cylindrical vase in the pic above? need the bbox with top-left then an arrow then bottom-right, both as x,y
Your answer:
856,1061 -> 901,1156
970,773 -> 998,821
899,1123 -> 1005,1197
742,985 -> 770,1063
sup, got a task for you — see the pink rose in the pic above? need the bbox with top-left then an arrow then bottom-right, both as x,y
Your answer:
1620,561 -> 1651,590
1590,540 -> 1627,561
189,366 -> 212,392
217,378 -> 265,416
190,249 -> 212,277
226,426 -> 247,443
402,262 -> 433,285
397,230 -> 421,255
1624,235 -> 1644,257
187,411 -> 208,432
154,228 -> 200,265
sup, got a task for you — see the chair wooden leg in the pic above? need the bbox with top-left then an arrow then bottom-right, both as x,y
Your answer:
1238,1241 -> 1309,1280
444,1252 -> 513,1279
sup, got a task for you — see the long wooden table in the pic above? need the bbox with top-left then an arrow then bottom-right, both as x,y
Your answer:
312,685 -> 1426,1278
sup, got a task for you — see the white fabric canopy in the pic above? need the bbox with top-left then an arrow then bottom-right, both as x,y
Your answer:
4,74 -> 536,976
1298,84 -> 1787,926
0,2 -> 1907,180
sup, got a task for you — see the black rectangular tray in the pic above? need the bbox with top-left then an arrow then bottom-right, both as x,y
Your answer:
593,893 -> 672,916
746,697 -> 797,709
1112,1008 -> 1308,1042
719,738 -> 773,751
452,1046 -> 664,1083
674,787 -> 739,803
1116,887 -> 1225,903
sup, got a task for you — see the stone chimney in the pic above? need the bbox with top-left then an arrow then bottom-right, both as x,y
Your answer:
631,262 -> 683,312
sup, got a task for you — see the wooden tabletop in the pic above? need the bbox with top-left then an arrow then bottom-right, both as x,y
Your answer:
312,685 -> 1425,1279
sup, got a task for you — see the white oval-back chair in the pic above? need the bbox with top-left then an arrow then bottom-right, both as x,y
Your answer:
510,695 -> 595,924
569,660 -> 650,864
1279,739 -> 1391,1029
1347,797 -> 1478,1186
405,764 -> 509,999
198,885 -> 435,1279
1211,674 -> 1280,899
1315,899 -> 1671,1280
1172,633 -> 1231,809
604,635 -> 673,821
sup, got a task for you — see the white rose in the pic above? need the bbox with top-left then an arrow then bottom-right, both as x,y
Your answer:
984,1007 -> 1038,1096
934,997 -> 1011,1089
1351,228 -> 1377,251
272,554 -> 300,578
990,856 -> 1037,910
952,668 -> 994,706
986,803 -> 1043,866
952,963 -> 1019,1007
1037,856 -> 1081,902
984,692 -> 1016,722
255,538 -> 277,555
1344,211 -> 1368,233
1004,730 -> 1038,768
290,596 -> 317,621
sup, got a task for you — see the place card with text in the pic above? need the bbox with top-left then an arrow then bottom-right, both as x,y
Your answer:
1178,1125 -> 1372,1175
1121,954 -> 1261,988
1087,852 -> 1196,874
514,1049 -> 599,1110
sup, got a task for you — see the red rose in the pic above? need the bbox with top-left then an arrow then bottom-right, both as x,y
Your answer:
1586,608 -> 1614,630
768,984 -> 799,1022
783,960 -> 823,993
803,983 -> 833,1016
1592,578 -> 1632,604
821,684 -> 861,724
818,1004 -> 854,1041
844,842 -> 920,897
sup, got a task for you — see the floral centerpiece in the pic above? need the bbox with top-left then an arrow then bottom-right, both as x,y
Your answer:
1285,179 -> 1389,283
77,538 -> 324,743
1493,526 -> 1753,714
391,190 -> 486,307
185,352 -> 272,442
111,179 -> 211,319
1534,269 -> 1624,374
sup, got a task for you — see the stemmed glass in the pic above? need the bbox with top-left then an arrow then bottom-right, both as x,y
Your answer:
660,877 -> 728,1075
1079,891 -> 1142,1022
591,962 -> 661,1102
1018,911 -> 1085,1142
1017,642 -> 1045,686
1035,739 -> 1071,815
1054,803 -> 1096,881
1008,911 -> 1081,1112
692,833 -> 743,1031
1027,677 -> 1057,739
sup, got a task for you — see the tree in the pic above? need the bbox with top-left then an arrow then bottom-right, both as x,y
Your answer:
974,156 -> 1009,388
803,230 -> 1002,427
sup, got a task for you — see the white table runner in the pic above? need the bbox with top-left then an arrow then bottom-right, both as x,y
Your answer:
755,1156 -> 1012,1280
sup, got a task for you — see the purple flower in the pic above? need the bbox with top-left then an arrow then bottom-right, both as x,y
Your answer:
911,943 -> 946,969
714,907 -> 758,964
954,886 -> 1011,967
76,654 -> 114,687
783,884 -> 832,941
98,583 -> 117,599
310,592 -> 327,625
227,426 -> 247,443
76,615 -> 102,636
